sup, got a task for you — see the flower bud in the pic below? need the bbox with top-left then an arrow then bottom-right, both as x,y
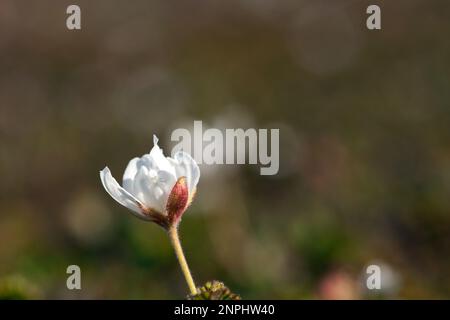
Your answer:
187,281 -> 241,300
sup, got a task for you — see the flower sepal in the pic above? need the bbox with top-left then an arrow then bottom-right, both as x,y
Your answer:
166,176 -> 190,227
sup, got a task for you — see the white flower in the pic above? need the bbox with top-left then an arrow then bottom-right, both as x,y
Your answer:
100,135 -> 200,228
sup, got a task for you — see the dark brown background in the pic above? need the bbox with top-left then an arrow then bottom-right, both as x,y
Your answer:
0,0 -> 449,299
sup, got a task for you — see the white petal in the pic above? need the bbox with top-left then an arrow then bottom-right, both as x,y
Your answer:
148,135 -> 176,176
122,157 -> 139,194
139,154 -> 158,171
100,167 -> 150,220
157,170 -> 177,202
133,166 -> 166,213
170,151 -> 200,195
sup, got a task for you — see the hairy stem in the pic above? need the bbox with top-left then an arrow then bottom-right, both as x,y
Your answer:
168,225 -> 198,295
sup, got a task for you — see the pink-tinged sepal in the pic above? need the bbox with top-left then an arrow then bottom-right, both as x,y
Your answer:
167,176 -> 189,226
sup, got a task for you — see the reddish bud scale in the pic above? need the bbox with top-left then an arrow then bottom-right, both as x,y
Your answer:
167,176 -> 189,226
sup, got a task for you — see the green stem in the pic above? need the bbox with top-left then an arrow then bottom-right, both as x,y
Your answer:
168,225 -> 198,295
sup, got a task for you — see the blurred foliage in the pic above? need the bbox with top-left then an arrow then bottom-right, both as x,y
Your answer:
0,0 -> 449,299
0,275 -> 41,300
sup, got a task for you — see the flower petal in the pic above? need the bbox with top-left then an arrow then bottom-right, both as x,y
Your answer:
133,166 -> 166,213
157,170 -> 178,197
170,151 -> 200,196
149,135 -> 176,176
122,157 -> 139,194
100,167 -> 150,220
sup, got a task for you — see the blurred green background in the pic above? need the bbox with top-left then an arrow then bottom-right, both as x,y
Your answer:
1,0 -> 449,299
